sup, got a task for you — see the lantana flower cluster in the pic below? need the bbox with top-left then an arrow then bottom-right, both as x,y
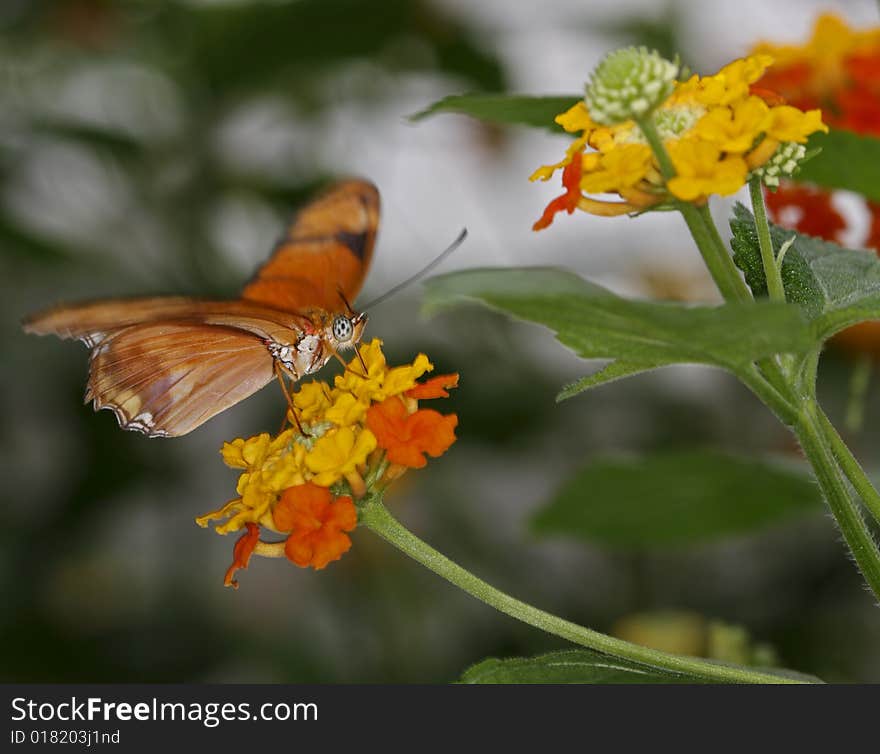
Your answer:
751,14 -> 880,358
197,339 -> 458,587
754,14 -> 880,253
531,49 -> 827,230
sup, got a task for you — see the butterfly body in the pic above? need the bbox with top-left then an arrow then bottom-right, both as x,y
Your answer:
23,180 -> 378,438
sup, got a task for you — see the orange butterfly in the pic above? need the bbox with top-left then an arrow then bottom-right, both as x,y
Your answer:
23,180 -> 380,438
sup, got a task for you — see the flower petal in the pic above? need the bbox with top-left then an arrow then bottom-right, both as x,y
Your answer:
223,522 -> 260,589
406,373 -> 460,399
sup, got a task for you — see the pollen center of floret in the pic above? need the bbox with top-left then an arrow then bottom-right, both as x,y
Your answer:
653,103 -> 706,140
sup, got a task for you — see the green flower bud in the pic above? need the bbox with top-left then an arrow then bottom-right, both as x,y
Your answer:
585,47 -> 679,126
751,141 -> 808,187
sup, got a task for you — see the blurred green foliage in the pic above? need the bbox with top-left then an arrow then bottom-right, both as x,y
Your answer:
533,451 -> 824,549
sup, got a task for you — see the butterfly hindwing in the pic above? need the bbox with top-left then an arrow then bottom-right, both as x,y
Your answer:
86,322 -> 276,437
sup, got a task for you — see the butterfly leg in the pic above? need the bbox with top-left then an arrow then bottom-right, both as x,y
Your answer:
274,362 -> 309,436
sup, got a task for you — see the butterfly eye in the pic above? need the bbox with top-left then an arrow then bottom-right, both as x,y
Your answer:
332,315 -> 354,343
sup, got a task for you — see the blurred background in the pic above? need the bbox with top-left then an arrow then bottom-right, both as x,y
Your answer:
3,0 -> 880,683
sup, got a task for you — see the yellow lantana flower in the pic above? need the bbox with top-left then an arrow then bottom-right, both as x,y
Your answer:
667,140 -> 748,201
293,383 -> 332,423
693,97 -> 769,153
580,143 -> 653,194
335,339 -> 433,403
763,106 -> 828,143
324,392 -> 368,427
694,54 -> 774,106
531,49 -> 827,227
305,426 -> 377,486
198,340 -> 460,586
556,101 -> 595,134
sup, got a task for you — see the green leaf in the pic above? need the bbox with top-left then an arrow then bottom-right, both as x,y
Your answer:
797,130 -> 880,201
411,93 -> 580,132
460,649 -> 821,684
423,267 -> 813,396
461,649 -> 696,684
531,450 -> 824,549
557,361 -> 660,402
730,204 -> 880,340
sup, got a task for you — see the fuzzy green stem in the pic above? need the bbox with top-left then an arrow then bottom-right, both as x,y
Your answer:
817,406 -> 880,526
738,365 -> 799,427
692,190 -> 793,399
636,115 -> 751,304
795,406 -> 880,599
678,203 -> 753,303
695,204 -> 753,303
360,497 -> 809,684
749,177 -> 787,304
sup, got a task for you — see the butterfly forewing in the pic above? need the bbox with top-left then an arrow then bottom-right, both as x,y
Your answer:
86,322 -> 276,437
241,179 -> 379,312
24,297 -> 222,346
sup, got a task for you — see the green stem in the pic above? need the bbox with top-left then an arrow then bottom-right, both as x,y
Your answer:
634,114 -> 675,180
678,203 -> 751,303
795,405 -> 880,600
817,406 -> 880,525
738,365 -> 799,427
749,176 -> 786,304
360,498 -> 809,684
637,115 -> 751,304
695,204 -> 753,302
692,183 -> 793,399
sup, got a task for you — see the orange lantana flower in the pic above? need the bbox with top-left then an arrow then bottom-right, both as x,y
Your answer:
367,397 -> 458,469
200,340 -> 459,586
406,373 -> 460,400
274,483 -> 357,570
224,522 -> 260,589
753,15 -> 880,254
533,152 -> 584,231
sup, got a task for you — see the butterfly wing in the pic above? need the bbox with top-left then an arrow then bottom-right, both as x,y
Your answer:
241,179 -> 380,312
23,297 -> 215,346
24,297 -> 313,345
85,321 -> 277,437
23,180 -> 381,436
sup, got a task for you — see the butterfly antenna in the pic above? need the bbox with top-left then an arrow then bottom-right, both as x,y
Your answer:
360,228 -> 467,311
331,348 -> 368,377
354,345 -> 368,374
336,287 -> 356,316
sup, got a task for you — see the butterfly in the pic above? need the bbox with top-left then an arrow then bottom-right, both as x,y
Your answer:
23,179 -> 380,438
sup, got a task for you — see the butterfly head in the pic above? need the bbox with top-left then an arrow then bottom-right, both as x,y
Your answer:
327,311 -> 367,352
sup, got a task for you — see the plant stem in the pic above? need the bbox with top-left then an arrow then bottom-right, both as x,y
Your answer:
360,498 -> 809,684
695,204 -> 754,302
795,405 -> 880,600
689,186 -> 795,400
678,203 -> 752,303
749,177 -> 787,303
636,115 -> 752,304
635,114 -> 675,180
738,365 -> 799,427
638,115 -> 880,597
817,406 -> 880,525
